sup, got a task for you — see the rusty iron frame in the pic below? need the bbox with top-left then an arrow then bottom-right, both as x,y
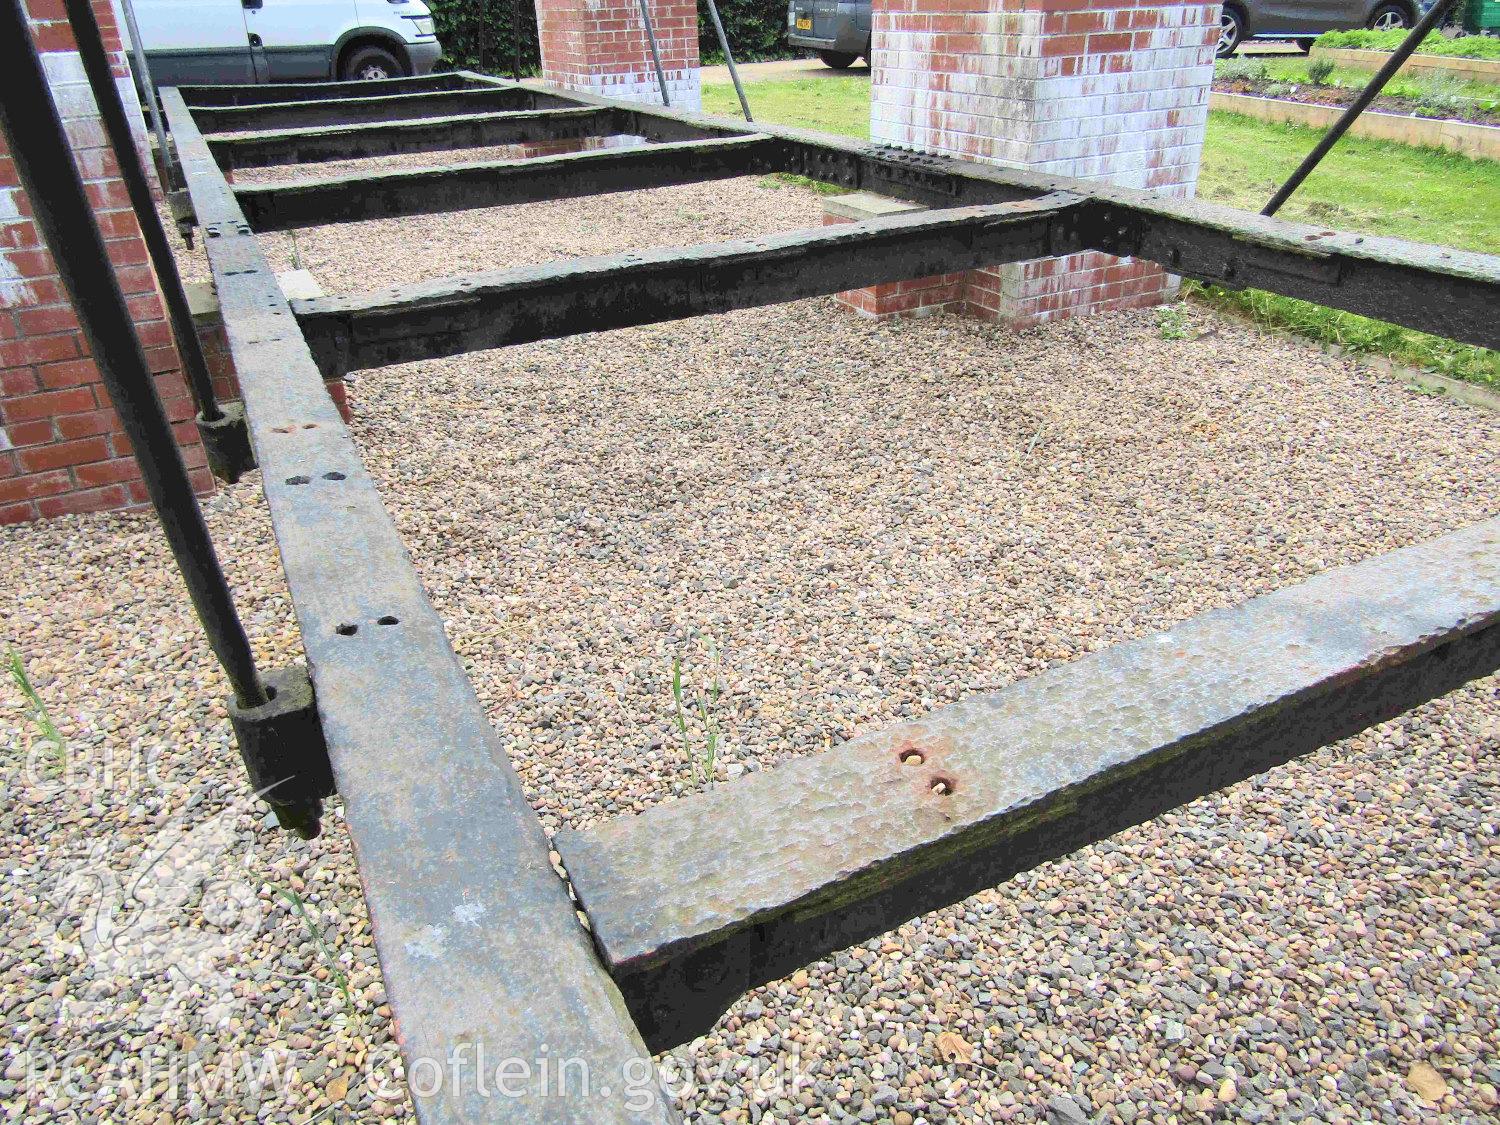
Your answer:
160,73 -> 1500,1123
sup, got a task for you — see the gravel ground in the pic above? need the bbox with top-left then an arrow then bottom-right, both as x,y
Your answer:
3,171 -> 1498,1124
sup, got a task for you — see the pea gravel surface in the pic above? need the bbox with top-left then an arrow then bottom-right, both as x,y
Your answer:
3,173 -> 1498,1125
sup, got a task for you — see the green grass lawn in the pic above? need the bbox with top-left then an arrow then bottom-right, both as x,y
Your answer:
703,75 -> 1499,388
705,76 -> 871,137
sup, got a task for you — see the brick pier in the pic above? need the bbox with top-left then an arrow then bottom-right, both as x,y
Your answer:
852,0 -> 1219,326
536,0 -> 701,109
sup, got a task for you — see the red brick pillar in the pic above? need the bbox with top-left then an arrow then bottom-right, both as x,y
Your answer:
1,0 -> 211,524
869,0 -> 1217,328
536,0 -> 701,109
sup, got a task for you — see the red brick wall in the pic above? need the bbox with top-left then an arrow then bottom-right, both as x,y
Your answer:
1,0 -> 211,524
536,0 -> 701,109
869,0 -> 1219,328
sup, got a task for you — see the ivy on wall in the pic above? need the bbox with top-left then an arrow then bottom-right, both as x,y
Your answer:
425,0 -> 796,74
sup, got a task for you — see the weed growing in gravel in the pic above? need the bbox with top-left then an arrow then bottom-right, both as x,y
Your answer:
278,888 -> 359,1025
6,647 -> 65,775
1156,304 -> 1192,341
287,228 -> 303,271
759,172 -> 848,195
671,637 -> 723,785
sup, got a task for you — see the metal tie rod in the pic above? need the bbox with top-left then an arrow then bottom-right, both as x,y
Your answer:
62,0 -> 224,424
635,0 -> 671,106
702,0 -> 752,122
117,0 -> 175,190
1263,0 -> 1461,217
0,0 -> 266,709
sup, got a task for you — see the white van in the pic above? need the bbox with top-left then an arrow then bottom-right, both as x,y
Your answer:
121,0 -> 443,86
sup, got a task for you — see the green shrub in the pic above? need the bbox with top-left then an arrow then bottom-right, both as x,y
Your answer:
1306,57 -> 1335,85
1313,29 -> 1500,59
1217,57 -> 1270,82
1411,73 -> 1479,116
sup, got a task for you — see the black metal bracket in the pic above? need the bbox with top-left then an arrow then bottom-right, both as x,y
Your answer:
227,664 -> 334,839
196,402 -> 256,483
167,188 -> 196,246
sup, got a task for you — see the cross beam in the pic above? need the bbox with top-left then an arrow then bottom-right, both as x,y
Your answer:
207,107 -> 621,170
557,518 -> 1500,1050
292,194 -> 1080,375
234,134 -> 777,230
188,84 -> 577,133
178,71 -> 474,106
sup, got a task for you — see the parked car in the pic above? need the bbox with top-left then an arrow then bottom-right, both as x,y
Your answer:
787,0 -> 1423,68
1218,0 -> 1420,57
787,0 -> 870,69
122,0 -> 442,86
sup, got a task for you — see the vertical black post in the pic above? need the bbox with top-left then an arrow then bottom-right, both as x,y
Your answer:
512,0 -> 523,81
0,0 -> 266,708
478,0 -> 488,73
61,0 -> 222,422
1262,0 -> 1460,216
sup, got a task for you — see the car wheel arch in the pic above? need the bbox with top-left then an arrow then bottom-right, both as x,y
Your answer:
333,28 -> 411,77
1222,1 -> 1251,35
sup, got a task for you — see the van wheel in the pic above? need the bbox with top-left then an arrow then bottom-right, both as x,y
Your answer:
817,51 -> 858,69
340,45 -> 404,81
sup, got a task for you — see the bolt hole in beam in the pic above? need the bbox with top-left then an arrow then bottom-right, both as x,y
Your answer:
285,474 -> 310,485
898,747 -> 925,766
334,623 -> 358,636
377,615 -> 400,626
929,776 -> 955,796
322,471 -> 345,480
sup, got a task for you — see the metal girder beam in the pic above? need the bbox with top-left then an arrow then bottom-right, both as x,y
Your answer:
207,107 -> 622,171
291,194 -> 1081,375
555,519 -> 1500,1052
179,71 -> 473,106
234,133 -> 777,231
189,85 -> 574,134
1081,192 -> 1500,351
291,190 -> 1500,374
161,86 -> 675,1125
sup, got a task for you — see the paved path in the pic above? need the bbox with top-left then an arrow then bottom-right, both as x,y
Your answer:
701,56 -> 868,85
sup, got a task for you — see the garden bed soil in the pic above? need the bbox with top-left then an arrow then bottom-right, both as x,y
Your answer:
1214,76 -> 1500,126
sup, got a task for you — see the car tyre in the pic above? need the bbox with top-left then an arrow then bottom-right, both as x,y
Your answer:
817,50 -> 859,69
340,44 -> 404,82
1367,2 -> 1412,30
1216,7 -> 1245,59
1295,38 -> 1313,54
